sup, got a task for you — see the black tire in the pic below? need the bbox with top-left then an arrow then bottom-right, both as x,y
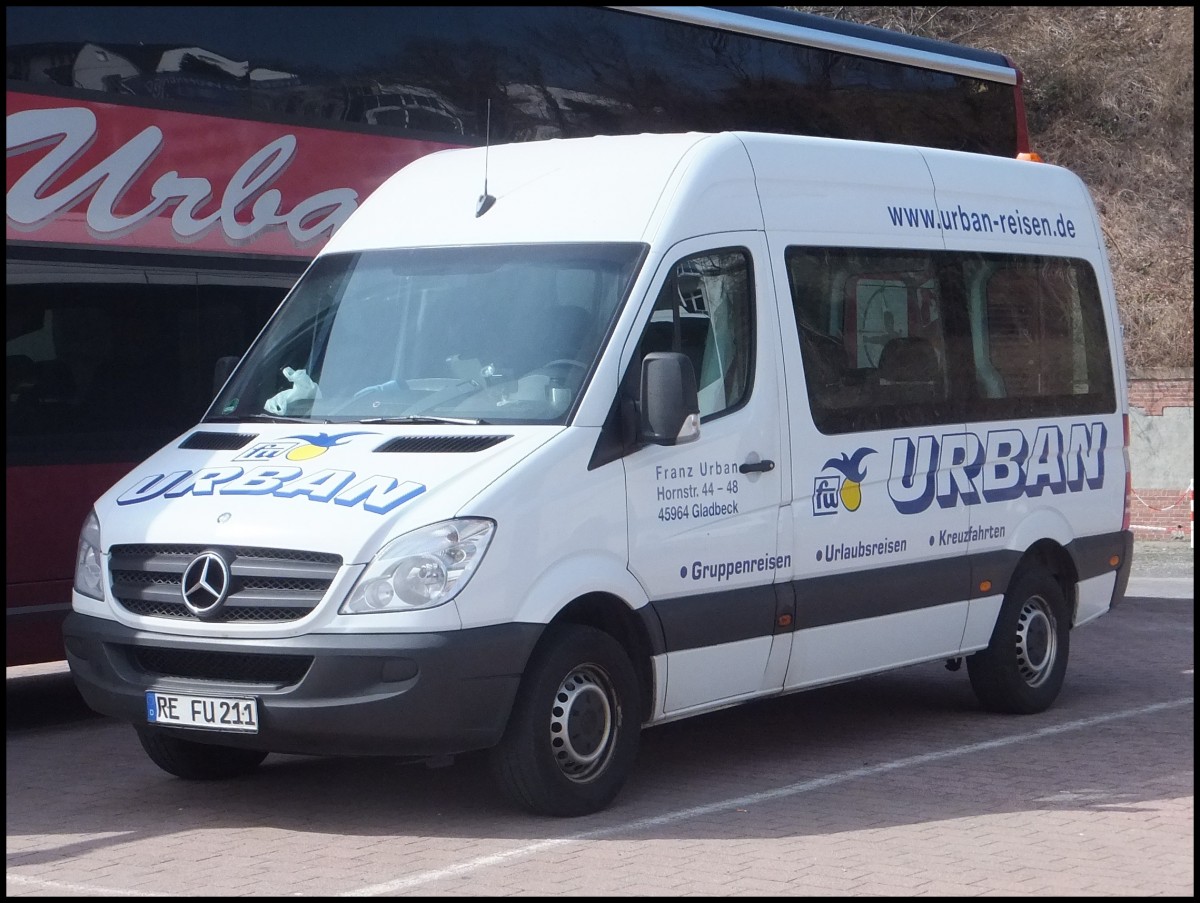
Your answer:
135,727 -> 268,780
489,624 -> 642,817
968,564 -> 1070,714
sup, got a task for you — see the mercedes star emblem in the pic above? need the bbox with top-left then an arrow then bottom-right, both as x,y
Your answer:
181,550 -> 232,618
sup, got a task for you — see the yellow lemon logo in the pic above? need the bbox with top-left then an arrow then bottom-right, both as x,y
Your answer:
286,444 -> 329,461
821,447 -> 877,514
840,479 -> 863,511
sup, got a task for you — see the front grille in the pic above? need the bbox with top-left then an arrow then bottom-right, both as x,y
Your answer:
127,646 -> 312,686
110,544 -> 342,623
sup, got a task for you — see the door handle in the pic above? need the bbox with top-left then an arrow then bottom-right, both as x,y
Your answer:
739,459 -> 775,474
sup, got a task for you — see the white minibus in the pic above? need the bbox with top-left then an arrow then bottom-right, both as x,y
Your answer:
65,131 -> 1134,816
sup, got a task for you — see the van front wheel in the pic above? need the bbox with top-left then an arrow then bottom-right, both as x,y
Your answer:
490,625 -> 642,817
967,565 -> 1070,714
135,727 -> 268,779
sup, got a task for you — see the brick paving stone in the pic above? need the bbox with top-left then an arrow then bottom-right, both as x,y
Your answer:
7,558 -> 1192,897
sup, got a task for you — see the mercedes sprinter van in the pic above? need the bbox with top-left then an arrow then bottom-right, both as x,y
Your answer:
65,132 -> 1133,816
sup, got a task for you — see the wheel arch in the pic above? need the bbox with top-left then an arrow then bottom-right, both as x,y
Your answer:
1012,538 -> 1078,625
504,551 -> 657,722
544,591 -> 659,727
1004,510 -> 1079,624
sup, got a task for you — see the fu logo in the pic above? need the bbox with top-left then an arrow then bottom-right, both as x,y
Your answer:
812,448 -> 876,516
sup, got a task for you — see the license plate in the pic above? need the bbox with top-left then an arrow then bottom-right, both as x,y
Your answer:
146,691 -> 259,733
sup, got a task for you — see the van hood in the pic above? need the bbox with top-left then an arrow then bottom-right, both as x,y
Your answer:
92,424 -> 559,563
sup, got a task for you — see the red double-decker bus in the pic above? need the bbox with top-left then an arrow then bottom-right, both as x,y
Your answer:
6,5 -> 1031,666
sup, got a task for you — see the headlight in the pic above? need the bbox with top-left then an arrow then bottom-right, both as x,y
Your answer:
341,518 -> 495,614
74,509 -> 104,601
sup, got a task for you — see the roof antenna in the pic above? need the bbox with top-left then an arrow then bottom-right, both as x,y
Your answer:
476,99 -> 496,217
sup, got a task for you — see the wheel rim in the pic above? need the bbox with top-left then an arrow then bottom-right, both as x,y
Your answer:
549,664 -> 616,783
1014,594 -> 1057,687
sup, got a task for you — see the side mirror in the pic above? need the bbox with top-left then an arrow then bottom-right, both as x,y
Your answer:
638,351 -> 700,445
212,355 -> 240,398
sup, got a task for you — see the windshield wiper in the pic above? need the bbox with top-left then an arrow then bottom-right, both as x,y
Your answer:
358,415 -> 488,425
206,413 -> 331,424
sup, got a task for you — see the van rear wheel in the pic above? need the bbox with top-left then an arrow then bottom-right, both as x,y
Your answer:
967,564 -> 1070,714
135,726 -> 268,780
489,624 -> 641,817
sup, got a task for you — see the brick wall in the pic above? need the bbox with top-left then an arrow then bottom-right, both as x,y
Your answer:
1128,378 -> 1194,416
1130,487 -> 1192,541
1128,375 -> 1193,543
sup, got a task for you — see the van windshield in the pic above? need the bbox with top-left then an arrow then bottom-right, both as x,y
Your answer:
210,243 -> 645,425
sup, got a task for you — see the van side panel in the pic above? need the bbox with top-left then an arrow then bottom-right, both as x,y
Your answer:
753,139 -> 1128,691
621,232 -> 788,714
750,140 -> 976,689
924,150 -> 1128,623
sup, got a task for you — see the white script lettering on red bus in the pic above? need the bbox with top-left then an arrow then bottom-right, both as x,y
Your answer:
6,106 -> 357,246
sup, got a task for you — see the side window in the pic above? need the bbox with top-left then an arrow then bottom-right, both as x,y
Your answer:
636,249 -> 753,421
968,255 -> 1115,415
783,247 -> 1116,434
786,247 -> 950,433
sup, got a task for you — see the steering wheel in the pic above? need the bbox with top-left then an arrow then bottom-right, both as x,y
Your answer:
539,359 -> 588,377
327,377 -> 480,417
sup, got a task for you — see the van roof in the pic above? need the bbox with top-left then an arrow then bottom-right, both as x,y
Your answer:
321,131 -> 1099,258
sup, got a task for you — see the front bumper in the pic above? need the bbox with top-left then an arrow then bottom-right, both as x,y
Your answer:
63,612 -> 542,758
